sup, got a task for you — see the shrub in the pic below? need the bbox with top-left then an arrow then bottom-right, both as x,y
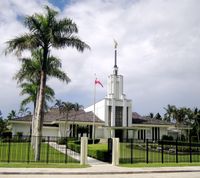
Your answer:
88,149 -> 110,162
67,141 -> 80,153
72,139 -> 100,145
57,137 -> 68,145
162,135 -> 174,141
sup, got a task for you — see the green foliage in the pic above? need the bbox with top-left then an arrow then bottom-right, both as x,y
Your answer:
5,5 -> 90,161
0,111 -> 8,135
67,141 -> 80,153
0,142 -> 79,163
161,135 -> 174,141
88,144 -> 109,162
72,139 -> 100,145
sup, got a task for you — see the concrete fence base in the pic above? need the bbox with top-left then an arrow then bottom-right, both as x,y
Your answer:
112,138 -> 120,166
80,137 -> 119,166
80,137 -> 88,165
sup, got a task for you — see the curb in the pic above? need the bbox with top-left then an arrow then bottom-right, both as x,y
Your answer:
1,169 -> 200,175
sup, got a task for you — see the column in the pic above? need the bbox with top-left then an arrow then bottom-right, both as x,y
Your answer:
112,138 -> 120,166
111,99 -> 115,138
80,137 -> 88,165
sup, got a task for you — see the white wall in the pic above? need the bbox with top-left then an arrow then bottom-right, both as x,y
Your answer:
11,123 -> 59,137
95,127 -> 104,138
42,127 -> 58,137
85,99 -> 106,121
11,123 -> 30,136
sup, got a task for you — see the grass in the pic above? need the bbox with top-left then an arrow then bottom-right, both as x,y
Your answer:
87,143 -> 110,162
0,162 -> 88,168
120,142 -> 200,164
88,143 -> 108,151
120,162 -> 200,167
0,142 -> 79,164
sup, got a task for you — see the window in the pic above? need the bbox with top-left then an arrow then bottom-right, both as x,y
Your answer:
138,129 -> 146,140
108,106 -> 111,126
115,106 -> 123,126
152,127 -> 160,141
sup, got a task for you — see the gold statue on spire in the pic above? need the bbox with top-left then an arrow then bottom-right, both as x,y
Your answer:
114,39 -> 118,49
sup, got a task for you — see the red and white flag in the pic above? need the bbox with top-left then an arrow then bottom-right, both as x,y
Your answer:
95,79 -> 103,87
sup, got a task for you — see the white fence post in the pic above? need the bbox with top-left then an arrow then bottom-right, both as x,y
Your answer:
80,137 -> 88,165
112,138 -> 119,166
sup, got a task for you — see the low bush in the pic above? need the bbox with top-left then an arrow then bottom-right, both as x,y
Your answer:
88,149 -> 110,162
67,141 -> 80,153
162,135 -> 174,141
73,139 -> 100,145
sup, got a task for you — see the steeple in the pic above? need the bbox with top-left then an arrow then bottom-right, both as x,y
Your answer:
113,40 -> 118,75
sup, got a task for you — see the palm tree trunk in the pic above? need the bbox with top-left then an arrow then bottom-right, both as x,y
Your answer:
34,70 -> 46,161
65,113 -> 68,137
31,101 -> 37,148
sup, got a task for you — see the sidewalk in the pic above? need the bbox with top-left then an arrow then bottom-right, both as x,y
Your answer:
49,142 -> 107,165
0,165 -> 200,175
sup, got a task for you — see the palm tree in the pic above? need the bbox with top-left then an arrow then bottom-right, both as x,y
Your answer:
193,108 -> 200,142
155,113 -> 162,120
60,101 -> 74,137
164,104 -> 176,122
71,103 -> 83,137
18,106 -> 31,117
15,48 -> 69,149
54,99 -> 63,137
149,113 -> 154,119
19,80 -> 55,111
0,111 -> 8,134
6,8 -> 89,159
7,110 -> 17,120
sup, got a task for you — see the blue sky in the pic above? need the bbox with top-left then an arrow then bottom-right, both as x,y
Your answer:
48,0 -> 71,10
0,0 -> 200,118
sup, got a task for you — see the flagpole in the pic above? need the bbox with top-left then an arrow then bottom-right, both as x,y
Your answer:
93,75 -> 96,144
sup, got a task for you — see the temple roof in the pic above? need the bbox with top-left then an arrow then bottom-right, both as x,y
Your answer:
9,108 -> 104,124
132,112 -> 174,126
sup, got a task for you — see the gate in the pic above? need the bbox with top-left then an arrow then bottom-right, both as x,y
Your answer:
107,138 -> 113,163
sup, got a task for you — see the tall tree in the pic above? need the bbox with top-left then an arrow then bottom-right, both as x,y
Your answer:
5,6 -> 90,161
7,110 -> 17,120
60,101 -> 74,137
71,103 -> 83,137
164,104 -> 176,122
19,80 -> 55,111
155,113 -> 162,120
54,99 -> 63,137
149,113 -> 154,119
18,106 -> 31,117
0,111 -> 8,135
192,108 -> 200,142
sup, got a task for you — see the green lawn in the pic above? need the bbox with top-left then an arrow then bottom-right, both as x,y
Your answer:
120,162 -> 200,167
0,162 -> 87,168
120,142 -> 200,164
0,142 -> 79,164
88,143 -> 108,151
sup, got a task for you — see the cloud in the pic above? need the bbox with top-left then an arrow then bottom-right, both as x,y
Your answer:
0,0 -> 200,117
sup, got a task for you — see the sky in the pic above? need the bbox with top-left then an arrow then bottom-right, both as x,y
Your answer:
0,0 -> 200,118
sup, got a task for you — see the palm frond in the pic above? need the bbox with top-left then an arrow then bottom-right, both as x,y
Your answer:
5,34 -> 39,56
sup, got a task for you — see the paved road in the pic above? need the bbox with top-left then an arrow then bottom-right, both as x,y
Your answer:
0,172 -> 199,178
0,173 -> 197,178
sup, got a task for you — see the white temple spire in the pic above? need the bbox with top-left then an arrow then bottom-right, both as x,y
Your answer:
113,40 -> 118,75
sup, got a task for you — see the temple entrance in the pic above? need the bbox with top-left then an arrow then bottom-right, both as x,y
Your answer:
115,129 -> 123,142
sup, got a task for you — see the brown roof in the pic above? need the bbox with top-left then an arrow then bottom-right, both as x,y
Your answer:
11,108 -> 104,124
132,112 -> 173,126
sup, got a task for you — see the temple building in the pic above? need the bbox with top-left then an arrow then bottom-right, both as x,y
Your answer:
8,43 -> 187,141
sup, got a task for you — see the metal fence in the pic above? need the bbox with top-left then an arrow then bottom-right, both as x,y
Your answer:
0,135 -> 80,164
120,139 -> 200,164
